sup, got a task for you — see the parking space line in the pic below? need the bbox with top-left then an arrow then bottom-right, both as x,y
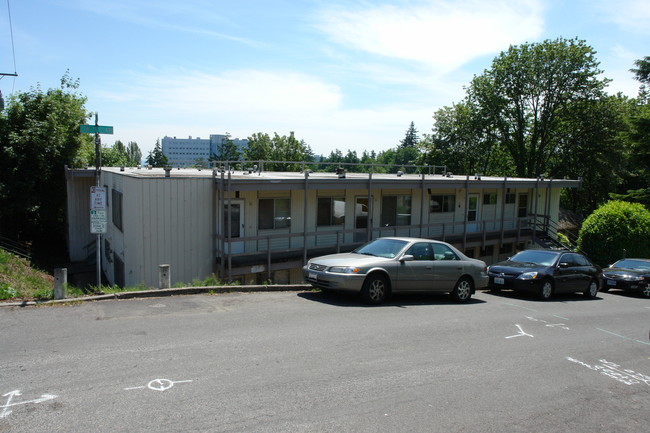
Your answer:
595,327 -> 650,346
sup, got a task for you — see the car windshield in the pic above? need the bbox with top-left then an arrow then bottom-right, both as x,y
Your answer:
510,250 -> 559,266
612,259 -> 650,271
354,239 -> 409,258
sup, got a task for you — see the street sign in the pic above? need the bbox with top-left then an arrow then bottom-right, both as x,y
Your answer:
90,186 -> 107,210
90,210 -> 107,234
80,124 -> 114,134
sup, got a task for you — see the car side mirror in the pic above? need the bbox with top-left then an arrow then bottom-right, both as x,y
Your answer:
558,262 -> 569,268
401,254 -> 414,262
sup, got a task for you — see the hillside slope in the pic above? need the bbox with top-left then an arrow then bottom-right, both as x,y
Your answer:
0,248 -> 54,301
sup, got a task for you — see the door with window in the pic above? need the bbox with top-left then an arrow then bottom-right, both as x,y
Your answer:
355,197 -> 370,242
223,200 -> 244,253
466,194 -> 480,232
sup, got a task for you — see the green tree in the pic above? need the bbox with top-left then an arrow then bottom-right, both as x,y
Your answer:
243,131 -> 312,171
125,141 -> 142,166
466,37 -> 608,178
212,133 -> 242,163
400,121 -> 419,148
556,95 -> 631,214
145,139 -> 168,167
419,101 -> 510,176
612,57 -> 650,206
577,201 -> 650,266
0,72 -> 91,246
100,142 -> 129,167
243,132 -> 272,162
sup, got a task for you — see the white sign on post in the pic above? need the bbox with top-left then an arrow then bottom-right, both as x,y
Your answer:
90,187 -> 107,234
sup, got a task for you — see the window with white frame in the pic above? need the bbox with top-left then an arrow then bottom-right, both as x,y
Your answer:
317,197 -> 345,226
258,198 -> 291,229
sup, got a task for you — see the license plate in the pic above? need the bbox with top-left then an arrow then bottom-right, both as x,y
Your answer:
309,272 -> 317,281
607,279 -> 617,286
494,277 -> 504,285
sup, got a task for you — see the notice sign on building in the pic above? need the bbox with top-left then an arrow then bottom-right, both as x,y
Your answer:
90,186 -> 107,234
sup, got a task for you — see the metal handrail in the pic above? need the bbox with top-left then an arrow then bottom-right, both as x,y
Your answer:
0,235 -> 32,259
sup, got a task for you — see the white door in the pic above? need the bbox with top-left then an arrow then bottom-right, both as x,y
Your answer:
223,200 -> 244,254
467,194 -> 480,232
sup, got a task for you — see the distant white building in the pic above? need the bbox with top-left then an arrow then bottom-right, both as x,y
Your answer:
162,134 -> 249,167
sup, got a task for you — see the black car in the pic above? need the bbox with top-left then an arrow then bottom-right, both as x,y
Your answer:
487,249 -> 601,300
601,258 -> 650,298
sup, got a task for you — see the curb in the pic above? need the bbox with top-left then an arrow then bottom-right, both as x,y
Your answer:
0,284 -> 314,308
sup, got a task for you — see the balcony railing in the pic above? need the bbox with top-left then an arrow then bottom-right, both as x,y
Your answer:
215,215 -> 543,280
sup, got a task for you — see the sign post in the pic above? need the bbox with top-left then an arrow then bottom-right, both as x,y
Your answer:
81,114 -> 113,287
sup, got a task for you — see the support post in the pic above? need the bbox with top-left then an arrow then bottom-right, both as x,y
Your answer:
159,264 -> 171,289
53,268 -> 67,300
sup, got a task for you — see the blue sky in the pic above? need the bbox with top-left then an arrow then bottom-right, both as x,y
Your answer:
1,0 -> 648,157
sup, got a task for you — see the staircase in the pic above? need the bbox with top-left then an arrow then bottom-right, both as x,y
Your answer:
530,215 -> 578,251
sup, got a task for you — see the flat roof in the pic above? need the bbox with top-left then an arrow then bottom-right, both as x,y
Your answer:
67,166 -> 581,189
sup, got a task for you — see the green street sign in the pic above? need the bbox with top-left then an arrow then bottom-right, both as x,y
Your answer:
80,124 -> 114,134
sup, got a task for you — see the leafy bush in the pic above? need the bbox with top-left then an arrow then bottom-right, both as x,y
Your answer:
0,283 -> 19,300
577,200 -> 650,266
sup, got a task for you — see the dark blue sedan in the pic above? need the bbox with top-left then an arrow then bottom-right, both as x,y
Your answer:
487,249 -> 601,300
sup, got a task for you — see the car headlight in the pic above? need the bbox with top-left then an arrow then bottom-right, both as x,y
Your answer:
625,275 -> 644,281
328,266 -> 362,274
517,271 -> 538,280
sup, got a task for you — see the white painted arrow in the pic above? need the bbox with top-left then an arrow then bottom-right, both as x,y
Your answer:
0,391 -> 57,418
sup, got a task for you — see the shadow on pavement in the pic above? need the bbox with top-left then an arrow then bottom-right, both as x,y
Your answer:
298,290 -> 487,308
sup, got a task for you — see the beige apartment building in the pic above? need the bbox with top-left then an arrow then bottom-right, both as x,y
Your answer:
65,163 -> 580,288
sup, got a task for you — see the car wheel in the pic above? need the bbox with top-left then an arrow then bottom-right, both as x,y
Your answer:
538,280 -> 553,301
361,274 -> 389,304
452,277 -> 473,303
642,284 -> 650,298
584,279 -> 598,298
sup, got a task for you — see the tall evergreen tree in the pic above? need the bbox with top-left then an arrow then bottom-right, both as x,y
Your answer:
400,121 -> 419,148
212,133 -> 242,163
145,139 -> 168,167
126,141 -> 142,166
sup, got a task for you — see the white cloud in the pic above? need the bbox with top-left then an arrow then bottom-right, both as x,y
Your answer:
314,0 -> 544,73
592,0 -> 650,34
95,68 -> 432,156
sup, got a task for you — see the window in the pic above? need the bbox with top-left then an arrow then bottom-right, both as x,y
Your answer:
430,195 -> 455,213
405,242 -> 432,260
259,198 -> 290,229
433,243 -> 459,260
505,193 -> 516,204
483,193 -> 497,205
381,195 -> 411,227
317,197 -> 345,226
499,243 -> 514,255
518,194 -> 528,218
111,189 -> 123,231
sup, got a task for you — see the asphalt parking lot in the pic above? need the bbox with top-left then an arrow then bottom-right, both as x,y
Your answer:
1,289 -> 649,432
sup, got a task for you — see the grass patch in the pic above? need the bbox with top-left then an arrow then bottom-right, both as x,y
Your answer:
1,248 -> 266,303
0,248 -> 54,301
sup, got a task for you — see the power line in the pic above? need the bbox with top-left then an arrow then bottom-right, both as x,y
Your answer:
6,0 -> 17,75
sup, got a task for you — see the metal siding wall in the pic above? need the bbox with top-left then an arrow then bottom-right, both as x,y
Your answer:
134,177 -> 214,288
66,176 -> 95,261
